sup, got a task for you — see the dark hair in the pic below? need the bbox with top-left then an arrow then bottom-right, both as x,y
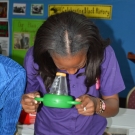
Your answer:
33,11 -> 110,91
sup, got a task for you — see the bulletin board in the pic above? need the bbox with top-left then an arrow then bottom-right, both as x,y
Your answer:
6,0 -> 135,98
9,1 -> 114,65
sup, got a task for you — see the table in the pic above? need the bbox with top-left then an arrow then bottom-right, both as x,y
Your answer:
17,108 -> 135,135
16,124 -> 34,135
106,108 -> 135,135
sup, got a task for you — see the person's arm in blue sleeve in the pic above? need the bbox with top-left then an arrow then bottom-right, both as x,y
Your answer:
0,68 -> 26,135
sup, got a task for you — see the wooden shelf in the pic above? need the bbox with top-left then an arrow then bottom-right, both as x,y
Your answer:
127,52 -> 135,63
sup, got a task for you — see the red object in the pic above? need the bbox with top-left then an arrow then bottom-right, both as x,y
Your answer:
19,110 -> 36,125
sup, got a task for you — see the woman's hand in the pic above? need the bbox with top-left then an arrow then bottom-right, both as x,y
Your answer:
75,94 -> 97,116
75,94 -> 119,118
21,91 -> 41,113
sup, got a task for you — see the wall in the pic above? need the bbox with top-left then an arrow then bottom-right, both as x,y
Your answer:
8,0 -> 135,98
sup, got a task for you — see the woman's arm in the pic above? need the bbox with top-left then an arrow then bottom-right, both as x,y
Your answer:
21,47 -> 41,113
75,94 -> 119,118
23,47 -> 40,93
96,94 -> 119,118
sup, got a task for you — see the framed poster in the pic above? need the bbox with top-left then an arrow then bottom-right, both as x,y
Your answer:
0,1 -> 8,19
12,19 -> 44,65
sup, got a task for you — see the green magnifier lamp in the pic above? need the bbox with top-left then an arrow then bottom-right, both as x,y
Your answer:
35,72 -> 81,108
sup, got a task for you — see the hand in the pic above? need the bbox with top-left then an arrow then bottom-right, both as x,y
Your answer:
21,91 -> 40,113
75,94 -> 97,116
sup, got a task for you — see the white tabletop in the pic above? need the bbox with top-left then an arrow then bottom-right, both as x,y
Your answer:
107,108 -> 135,129
16,124 -> 34,135
17,108 -> 135,135
106,108 -> 135,135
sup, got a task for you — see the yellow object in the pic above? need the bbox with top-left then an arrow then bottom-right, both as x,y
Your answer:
48,4 -> 112,19
56,72 -> 66,77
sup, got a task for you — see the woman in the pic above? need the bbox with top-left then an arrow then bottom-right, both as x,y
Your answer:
21,11 -> 125,135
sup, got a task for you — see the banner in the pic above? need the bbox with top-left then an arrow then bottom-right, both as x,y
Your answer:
48,4 -> 112,19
